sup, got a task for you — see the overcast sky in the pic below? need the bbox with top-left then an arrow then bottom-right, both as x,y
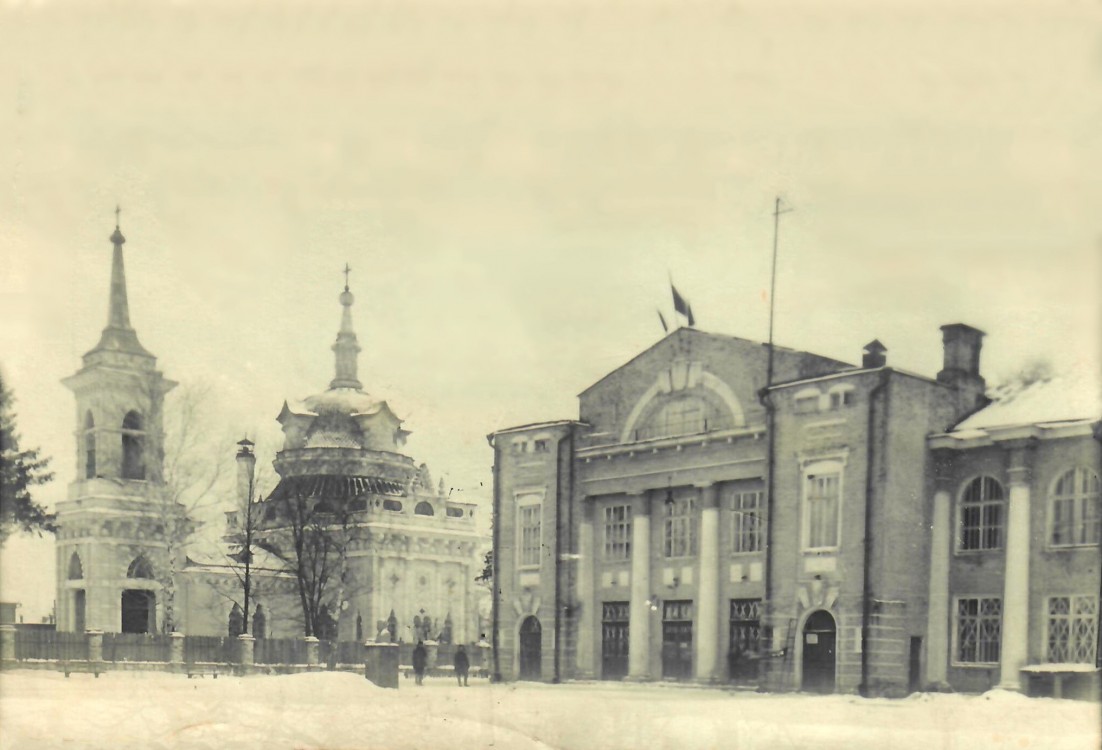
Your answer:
1,0 -> 1099,620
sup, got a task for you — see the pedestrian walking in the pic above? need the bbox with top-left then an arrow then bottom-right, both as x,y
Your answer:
412,640 -> 427,686
454,645 -> 470,687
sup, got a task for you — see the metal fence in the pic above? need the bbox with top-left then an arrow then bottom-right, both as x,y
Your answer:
184,635 -> 234,664
13,630 -> 86,661
254,637 -> 308,665
102,633 -> 171,663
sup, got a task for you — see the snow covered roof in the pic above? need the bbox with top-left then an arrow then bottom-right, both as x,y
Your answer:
952,365 -> 1101,434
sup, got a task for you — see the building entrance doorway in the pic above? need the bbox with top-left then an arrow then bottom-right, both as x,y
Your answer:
908,636 -> 923,694
661,600 -> 693,680
518,616 -> 542,680
73,590 -> 86,632
121,590 -> 155,634
801,610 -> 836,693
601,602 -> 629,680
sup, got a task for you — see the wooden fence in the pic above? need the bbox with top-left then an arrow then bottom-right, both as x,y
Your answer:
102,633 -> 171,663
13,630 -> 86,661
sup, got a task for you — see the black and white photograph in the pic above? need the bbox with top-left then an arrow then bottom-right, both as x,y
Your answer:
0,1 -> 1099,748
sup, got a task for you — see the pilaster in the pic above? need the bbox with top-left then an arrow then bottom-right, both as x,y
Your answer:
999,440 -> 1035,690
695,482 -> 721,681
925,450 -> 953,686
627,490 -> 653,680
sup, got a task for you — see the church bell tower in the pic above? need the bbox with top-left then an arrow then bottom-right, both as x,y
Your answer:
55,210 -> 179,633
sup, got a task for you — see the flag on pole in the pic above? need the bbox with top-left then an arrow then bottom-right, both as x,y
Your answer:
657,309 -> 669,333
671,284 -> 689,318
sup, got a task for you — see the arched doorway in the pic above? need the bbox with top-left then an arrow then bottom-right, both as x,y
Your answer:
121,590 -> 155,634
518,616 -> 542,680
801,610 -> 837,693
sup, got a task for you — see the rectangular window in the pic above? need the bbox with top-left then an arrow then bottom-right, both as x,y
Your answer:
664,496 -> 697,558
829,390 -> 854,409
956,597 -> 1001,664
518,502 -> 542,568
805,472 -> 840,549
603,504 -> 632,560
533,439 -> 550,453
729,489 -> 764,554
1046,595 -> 1098,664
794,395 -> 819,414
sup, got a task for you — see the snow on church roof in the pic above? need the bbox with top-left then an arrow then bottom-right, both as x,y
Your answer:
951,363 -> 1101,434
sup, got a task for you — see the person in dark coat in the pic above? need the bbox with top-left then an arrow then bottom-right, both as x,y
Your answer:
412,640 -> 427,685
453,645 -> 470,687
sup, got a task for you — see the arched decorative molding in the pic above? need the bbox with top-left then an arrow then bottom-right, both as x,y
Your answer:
620,367 -> 745,443
127,555 -> 155,579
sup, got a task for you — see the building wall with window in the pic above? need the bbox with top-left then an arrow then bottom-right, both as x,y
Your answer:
490,326 -> 1101,696
930,425 -> 1101,693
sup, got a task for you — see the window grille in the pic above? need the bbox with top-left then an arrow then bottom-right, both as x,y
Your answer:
956,597 -> 1001,664
1046,595 -> 1098,664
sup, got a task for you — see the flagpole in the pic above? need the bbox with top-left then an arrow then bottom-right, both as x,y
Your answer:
766,196 -> 792,388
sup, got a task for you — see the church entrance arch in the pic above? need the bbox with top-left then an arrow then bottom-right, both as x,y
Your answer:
518,616 -> 542,680
801,610 -> 837,693
121,590 -> 155,634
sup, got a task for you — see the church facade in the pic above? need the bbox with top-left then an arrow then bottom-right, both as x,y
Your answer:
488,326 -> 1101,695
55,220 -> 486,645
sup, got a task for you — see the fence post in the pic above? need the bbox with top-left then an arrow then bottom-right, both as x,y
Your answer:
0,625 -> 15,664
363,641 -> 399,689
169,632 -> 185,666
237,634 -> 255,670
424,639 -> 439,671
85,630 -> 103,664
304,636 -> 319,669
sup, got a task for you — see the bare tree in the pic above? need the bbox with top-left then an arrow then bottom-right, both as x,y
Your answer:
150,381 -> 233,633
257,488 -> 366,639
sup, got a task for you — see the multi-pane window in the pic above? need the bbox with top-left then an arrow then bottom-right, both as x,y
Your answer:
729,489 -> 764,554
663,496 -> 697,558
1050,468 -> 1101,547
828,389 -> 854,409
533,439 -> 550,453
956,597 -> 1001,664
518,501 -> 542,568
804,471 -> 840,549
729,599 -> 761,661
603,505 -> 632,560
959,476 -> 1005,551
1046,596 -> 1098,664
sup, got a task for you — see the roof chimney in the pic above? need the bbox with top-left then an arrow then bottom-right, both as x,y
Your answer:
862,339 -> 887,369
937,324 -> 987,413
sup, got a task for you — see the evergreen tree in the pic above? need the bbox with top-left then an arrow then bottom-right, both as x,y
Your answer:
0,372 -> 55,546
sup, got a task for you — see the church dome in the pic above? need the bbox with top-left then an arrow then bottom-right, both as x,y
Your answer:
301,387 -> 385,417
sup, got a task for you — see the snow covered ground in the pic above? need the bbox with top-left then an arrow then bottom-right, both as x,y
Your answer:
1,670 -> 1098,750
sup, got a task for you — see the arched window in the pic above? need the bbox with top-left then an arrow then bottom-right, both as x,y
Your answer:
121,411 -> 145,480
83,412 -> 96,479
67,552 -> 83,580
414,501 -> 435,516
639,394 -> 733,441
959,476 -> 1005,551
1050,468 -> 1101,547
127,555 -> 155,579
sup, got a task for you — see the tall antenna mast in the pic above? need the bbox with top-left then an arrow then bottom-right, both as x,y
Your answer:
766,196 -> 793,388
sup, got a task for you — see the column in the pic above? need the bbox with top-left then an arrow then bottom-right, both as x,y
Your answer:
925,486 -> 951,686
0,624 -> 15,663
627,491 -> 652,680
695,483 -> 720,681
169,632 -> 185,666
237,634 -> 255,668
999,443 -> 1033,690
575,500 -> 596,678
304,636 -> 320,669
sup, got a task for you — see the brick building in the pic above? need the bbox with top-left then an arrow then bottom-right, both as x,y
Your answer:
488,325 -> 1100,695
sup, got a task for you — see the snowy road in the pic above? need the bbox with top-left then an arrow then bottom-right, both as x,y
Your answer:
1,670 -> 1098,750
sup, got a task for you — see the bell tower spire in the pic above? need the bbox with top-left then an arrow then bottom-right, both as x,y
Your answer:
88,206 -> 152,362
330,263 -> 363,390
